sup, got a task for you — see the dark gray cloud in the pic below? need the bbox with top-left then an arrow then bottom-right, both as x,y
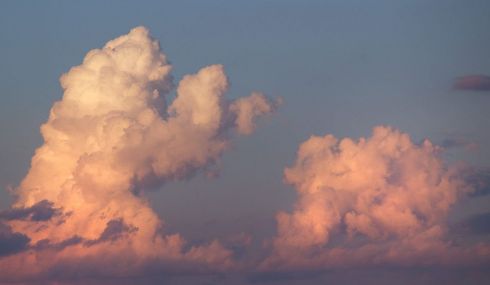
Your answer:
441,138 -> 467,148
85,218 -> 138,246
34,236 -> 84,251
0,222 -> 30,256
439,137 -> 478,150
0,200 -> 60,221
99,219 -> 137,242
465,168 -> 490,197
248,271 -> 324,284
453,75 -> 490,91
32,218 -> 138,250
247,268 -> 490,285
461,212 -> 490,235
3,219 -> 138,259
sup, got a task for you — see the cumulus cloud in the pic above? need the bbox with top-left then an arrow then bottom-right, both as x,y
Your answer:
263,126 -> 490,270
453,75 -> 490,91
0,26 -> 277,282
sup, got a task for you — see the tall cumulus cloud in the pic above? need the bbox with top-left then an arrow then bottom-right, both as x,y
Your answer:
0,26 -> 278,282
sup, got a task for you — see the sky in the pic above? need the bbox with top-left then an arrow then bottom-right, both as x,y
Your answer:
0,1 -> 489,284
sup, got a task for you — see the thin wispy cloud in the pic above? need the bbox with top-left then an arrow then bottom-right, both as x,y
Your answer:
453,75 -> 490,91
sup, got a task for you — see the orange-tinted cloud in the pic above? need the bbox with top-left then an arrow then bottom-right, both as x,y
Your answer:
453,75 -> 490,91
263,126 -> 490,270
0,26 -> 277,282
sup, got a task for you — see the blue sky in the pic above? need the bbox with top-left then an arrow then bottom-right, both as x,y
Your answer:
1,1 -> 489,284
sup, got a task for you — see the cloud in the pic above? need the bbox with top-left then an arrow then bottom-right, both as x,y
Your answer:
0,223 -> 30,257
440,137 -> 478,151
96,218 -> 138,243
453,75 -> 490,91
0,26 -> 277,282
84,218 -> 138,246
33,235 -> 84,251
458,212 -> 490,235
0,199 -> 60,221
263,126 -> 490,270
230,92 -> 282,135
464,168 -> 490,197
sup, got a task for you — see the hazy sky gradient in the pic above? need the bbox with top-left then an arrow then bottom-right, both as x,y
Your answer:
1,1 -> 489,284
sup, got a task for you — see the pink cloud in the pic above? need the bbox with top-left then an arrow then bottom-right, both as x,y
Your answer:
263,126 -> 490,270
